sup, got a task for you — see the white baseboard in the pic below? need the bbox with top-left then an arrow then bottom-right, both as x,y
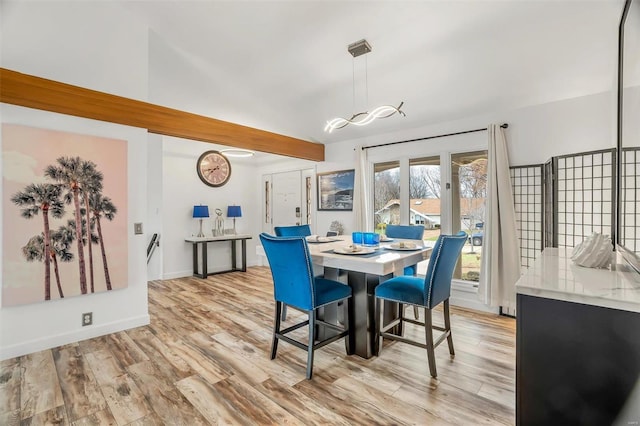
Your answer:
0,314 -> 150,361
162,270 -> 192,280
163,261 -> 263,280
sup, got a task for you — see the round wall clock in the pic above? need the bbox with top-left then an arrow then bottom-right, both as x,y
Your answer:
196,150 -> 232,187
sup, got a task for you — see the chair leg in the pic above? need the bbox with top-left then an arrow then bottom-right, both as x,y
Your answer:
345,297 -> 355,355
397,302 -> 404,336
271,302 -> 282,360
424,307 -> 438,378
281,304 -> 288,321
306,309 -> 316,380
374,297 -> 382,356
443,299 -> 455,356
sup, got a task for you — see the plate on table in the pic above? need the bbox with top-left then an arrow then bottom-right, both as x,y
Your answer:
333,245 -> 376,255
306,235 -> 340,243
379,236 -> 394,242
385,242 -> 423,251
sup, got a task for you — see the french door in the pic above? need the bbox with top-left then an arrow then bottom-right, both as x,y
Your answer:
373,150 -> 487,284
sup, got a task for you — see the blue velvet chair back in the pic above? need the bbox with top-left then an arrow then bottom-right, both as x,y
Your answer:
385,224 -> 424,240
423,231 -> 467,308
274,224 -> 312,237
260,233 -> 315,311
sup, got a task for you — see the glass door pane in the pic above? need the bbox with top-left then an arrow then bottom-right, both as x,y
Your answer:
410,156 -> 441,275
451,150 -> 488,282
374,161 -> 400,232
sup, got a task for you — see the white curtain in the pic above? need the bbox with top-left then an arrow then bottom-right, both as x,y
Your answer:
478,124 -> 521,313
353,146 -> 373,231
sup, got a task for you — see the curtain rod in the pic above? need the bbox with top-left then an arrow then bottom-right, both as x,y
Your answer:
361,123 -> 509,150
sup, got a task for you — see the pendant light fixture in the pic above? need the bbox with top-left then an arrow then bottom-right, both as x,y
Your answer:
324,39 -> 405,133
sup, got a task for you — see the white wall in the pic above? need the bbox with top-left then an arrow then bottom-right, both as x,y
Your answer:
317,90 -> 616,234
0,1 -> 150,359
161,137 -> 263,278
146,134 -> 163,281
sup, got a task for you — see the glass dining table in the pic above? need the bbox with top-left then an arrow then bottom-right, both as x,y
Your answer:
305,235 -> 432,358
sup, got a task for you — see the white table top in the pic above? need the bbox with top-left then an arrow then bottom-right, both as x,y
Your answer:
515,248 -> 640,313
185,233 -> 252,243
306,236 -> 432,277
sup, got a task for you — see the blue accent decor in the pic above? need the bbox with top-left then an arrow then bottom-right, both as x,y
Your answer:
259,233 -> 353,379
385,225 -> 425,276
226,205 -> 242,218
274,224 -> 311,237
374,231 -> 467,379
192,205 -> 210,218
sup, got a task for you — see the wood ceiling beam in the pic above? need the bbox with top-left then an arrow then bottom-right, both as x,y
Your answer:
0,68 -> 324,162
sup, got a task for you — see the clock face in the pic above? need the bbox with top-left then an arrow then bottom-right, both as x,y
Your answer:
196,150 -> 232,187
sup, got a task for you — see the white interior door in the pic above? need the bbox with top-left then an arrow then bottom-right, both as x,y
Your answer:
271,170 -> 303,229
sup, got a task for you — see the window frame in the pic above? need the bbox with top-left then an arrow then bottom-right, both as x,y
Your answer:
367,133 -> 488,289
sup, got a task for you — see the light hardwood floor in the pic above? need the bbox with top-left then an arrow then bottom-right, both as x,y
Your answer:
0,267 -> 516,425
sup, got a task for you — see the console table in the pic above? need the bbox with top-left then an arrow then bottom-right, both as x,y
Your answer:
185,234 -> 252,278
515,248 -> 640,425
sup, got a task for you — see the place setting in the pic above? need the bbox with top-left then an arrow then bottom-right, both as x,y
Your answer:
305,234 -> 341,244
331,232 -> 382,256
384,241 -> 423,251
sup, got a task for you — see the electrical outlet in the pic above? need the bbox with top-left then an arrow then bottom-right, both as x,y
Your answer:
82,312 -> 93,326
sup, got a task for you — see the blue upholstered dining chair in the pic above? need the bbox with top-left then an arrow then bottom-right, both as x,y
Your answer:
385,224 -> 426,319
375,231 -> 467,378
384,224 -> 425,276
274,225 -> 312,321
260,233 -> 354,379
274,224 -> 312,237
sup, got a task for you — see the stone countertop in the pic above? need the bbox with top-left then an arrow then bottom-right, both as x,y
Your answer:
515,248 -> 640,313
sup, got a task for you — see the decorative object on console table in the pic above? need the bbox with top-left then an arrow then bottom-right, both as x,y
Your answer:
227,205 -> 242,234
193,205 -> 209,237
213,208 -> 225,236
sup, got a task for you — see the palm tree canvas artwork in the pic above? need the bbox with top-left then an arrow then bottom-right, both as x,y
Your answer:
2,124 -> 128,306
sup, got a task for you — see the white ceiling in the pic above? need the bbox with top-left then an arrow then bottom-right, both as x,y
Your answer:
122,0 -> 624,148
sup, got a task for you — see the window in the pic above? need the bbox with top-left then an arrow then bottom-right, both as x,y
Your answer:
451,151 -> 487,282
374,161 -> 400,232
371,144 -> 487,287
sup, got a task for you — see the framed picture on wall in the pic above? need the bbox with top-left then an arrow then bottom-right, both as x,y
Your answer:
317,169 -> 355,211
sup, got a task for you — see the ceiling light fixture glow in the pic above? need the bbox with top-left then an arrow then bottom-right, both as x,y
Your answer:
324,39 -> 405,133
220,148 -> 255,158
324,102 -> 405,133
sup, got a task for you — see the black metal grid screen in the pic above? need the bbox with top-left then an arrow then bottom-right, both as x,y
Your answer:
555,149 -> 615,248
544,160 -> 555,248
510,165 -> 544,268
620,147 -> 640,253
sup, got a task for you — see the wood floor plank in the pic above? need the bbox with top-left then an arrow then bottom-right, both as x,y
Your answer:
5,268 -> 516,425
77,332 -> 149,368
175,374 -> 253,425
212,331 -> 309,386
84,350 -> 150,425
19,405 -> 68,425
0,357 -> 21,415
0,409 -> 20,426
52,346 -> 107,422
20,351 -> 64,420
334,375 -> 454,425
254,377 -> 352,426
70,409 -> 117,426
160,337 -> 231,385
179,374 -> 302,425
125,327 -> 194,383
182,331 -> 270,385
126,361 -> 208,425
